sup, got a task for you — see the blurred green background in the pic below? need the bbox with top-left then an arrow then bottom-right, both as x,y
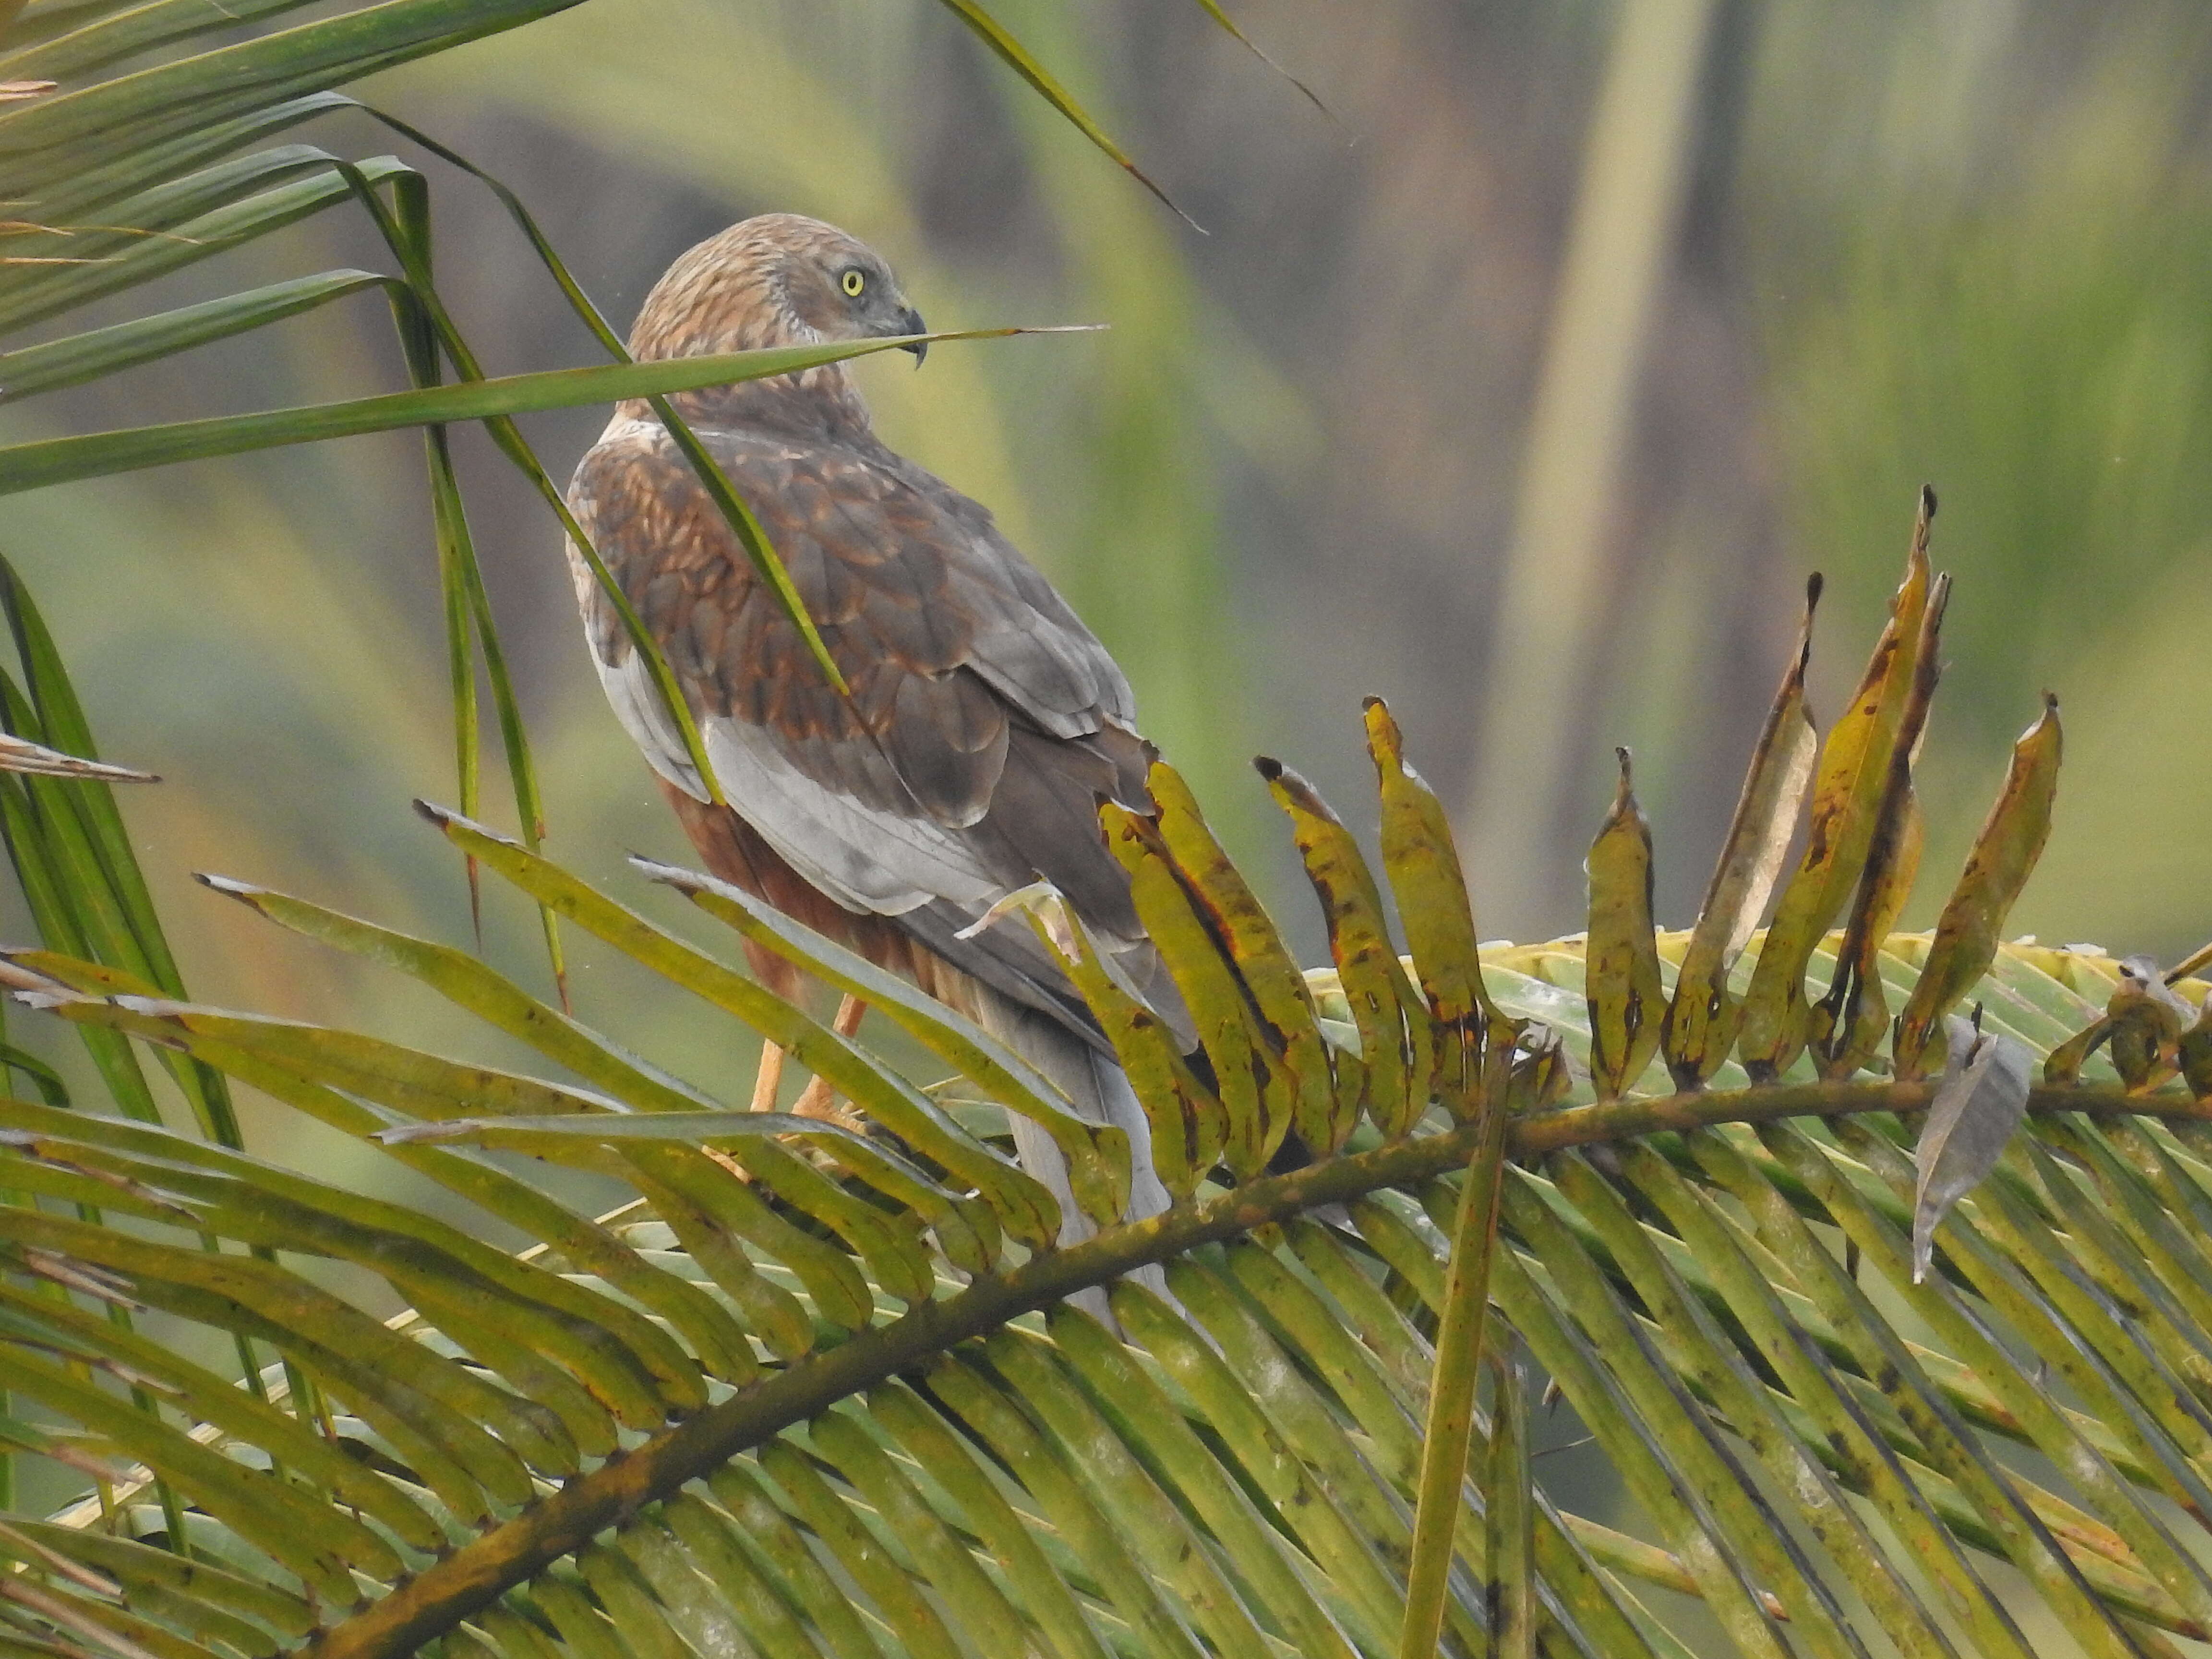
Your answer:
2,0 -> 2207,1128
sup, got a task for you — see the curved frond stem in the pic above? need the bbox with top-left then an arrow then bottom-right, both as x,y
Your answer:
309,1076 -> 2203,1659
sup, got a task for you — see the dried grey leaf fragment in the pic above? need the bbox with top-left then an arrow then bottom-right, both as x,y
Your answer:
0,732 -> 155,781
1912,1014 -> 2033,1283
2119,953 -> 2196,1022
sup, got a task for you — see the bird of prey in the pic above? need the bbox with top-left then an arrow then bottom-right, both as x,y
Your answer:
564,213 -> 1181,1249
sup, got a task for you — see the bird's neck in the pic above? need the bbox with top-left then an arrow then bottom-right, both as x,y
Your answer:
619,361 -> 873,442
626,292 -> 877,441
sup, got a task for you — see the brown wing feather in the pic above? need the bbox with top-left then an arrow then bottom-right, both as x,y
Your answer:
568,416 -> 1190,1048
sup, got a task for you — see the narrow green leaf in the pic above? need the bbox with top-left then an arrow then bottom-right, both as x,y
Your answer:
632,1140 -> 875,1334
1499,1174 -> 1855,1659
0,328 -> 1019,494
810,1407 -> 1038,1658
990,881 -> 1221,1201
1109,1280 -> 1403,1654
1692,1127 -> 2145,1659
1488,1234 -> 1798,1659
13,941 -> 753,1387
415,812 -> 1061,1242
703,1465 -> 891,1659
1163,1250 -> 1487,1653
617,1513 -> 765,1659
573,1543 -> 690,1659
0,1093 -> 698,1428
867,1381 -> 1118,1659
1,0 -> 131,55
1616,1139 -> 2043,1657
0,0 -> 323,84
518,1575 -> 629,1659
339,106 -> 851,697
0,156 -> 412,336
0,560 -> 239,1146
758,1436 -> 968,1659
1552,1150 -> 1965,1658
984,1329 -> 1275,1659
0,763 -> 161,1124
1401,1025 -> 1514,1659
27,92 -> 350,223
1487,1358 -> 1536,1659
1180,0 -> 1330,114
0,1523 -> 311,1637
1302,1212 -> 1680,1659
926,1354 -> 1210,1659
0,0 -> 589,195
0,1343 -> 387,1603
1838,1117 -> 2212,1544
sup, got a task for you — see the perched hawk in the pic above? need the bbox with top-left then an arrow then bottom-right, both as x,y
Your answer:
565,213 -> 1179,1246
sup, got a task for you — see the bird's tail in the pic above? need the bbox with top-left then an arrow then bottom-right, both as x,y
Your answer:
972,983 -> 1171,1318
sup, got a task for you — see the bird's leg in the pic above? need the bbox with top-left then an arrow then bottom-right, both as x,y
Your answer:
748,1043 -> 786,1113
704,1042 -> 791,1184
791,996 -> 867,1125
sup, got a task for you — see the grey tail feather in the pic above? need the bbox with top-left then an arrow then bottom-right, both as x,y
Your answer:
974,983 -> 1171,1324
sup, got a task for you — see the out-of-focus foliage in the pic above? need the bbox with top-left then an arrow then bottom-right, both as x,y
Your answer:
1745,4 -> 2212,959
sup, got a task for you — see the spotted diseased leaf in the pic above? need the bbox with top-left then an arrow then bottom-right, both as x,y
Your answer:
1893,693 -> 2063,1080
1585,748 -> 1663,1101
1365,696 -> 1495,1119
1100,801 -> 1286,1179
1812,574 -> 1948,1080
1145,761 -> 1340,1154
1911,1016 -> 2033,1283
1739,492 -> 1935,1079
2182,990 -> 2212,1100
1257,755 -> 1432,1142
2106,955 -> 2192,1092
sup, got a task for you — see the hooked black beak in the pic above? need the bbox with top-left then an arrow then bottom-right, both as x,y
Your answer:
896,306 -> 927,365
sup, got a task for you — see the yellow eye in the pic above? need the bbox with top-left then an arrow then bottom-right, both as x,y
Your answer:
841,268 -> 866,297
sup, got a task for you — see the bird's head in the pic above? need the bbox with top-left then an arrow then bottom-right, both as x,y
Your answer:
629,213 -> 928,370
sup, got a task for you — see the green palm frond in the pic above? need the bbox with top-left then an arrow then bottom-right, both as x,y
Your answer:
0,500 -> 2208,1656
